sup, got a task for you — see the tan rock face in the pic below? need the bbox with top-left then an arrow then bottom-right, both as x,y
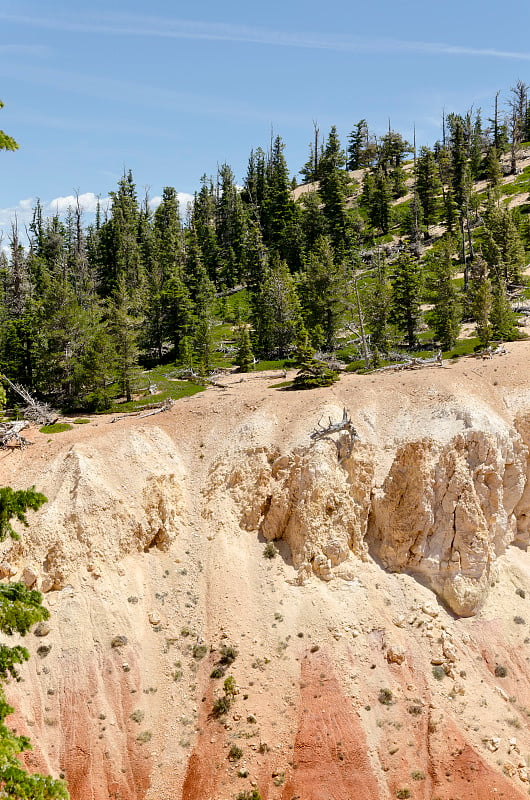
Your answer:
369,430 -> 527,615
3,350 -> 530,800
213,423 -> 527,615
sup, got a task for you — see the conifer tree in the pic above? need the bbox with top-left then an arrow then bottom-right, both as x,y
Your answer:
468,255 -> 492,346
490,278 -> 519,341
298,235 -> 346,351
424,238 -> 461,349
390,252 -> 422,348
235,325 -> 254,372
253,255 -> 300,357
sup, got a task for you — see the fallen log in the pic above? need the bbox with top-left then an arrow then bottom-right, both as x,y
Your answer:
0,420 -> 32,449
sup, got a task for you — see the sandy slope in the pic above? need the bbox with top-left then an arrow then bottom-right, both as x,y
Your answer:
2,344 -> 530,799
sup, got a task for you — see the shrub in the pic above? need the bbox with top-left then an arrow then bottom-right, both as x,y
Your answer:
212,695 -> 231,717
263,542 -> 278,559
408,704 -> 423,715
432,665 -> 445,681
130,709 -> 144,724
395,790 -> 411,799
236,791 -> 262,800
411,770 -> 425,780
228,744 -> 243,761
516,588 -> 526,598
210,666 -> 225,679
495,664 -> 508,678
514,616 -> 525,625
192,643 -> 208,660
219,644 -> 238,665
223,675 -> 237,697
378,688 -> 393,706
136,730 -> 152,743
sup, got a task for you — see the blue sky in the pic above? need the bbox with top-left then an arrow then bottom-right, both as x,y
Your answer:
1,0 -> 530,242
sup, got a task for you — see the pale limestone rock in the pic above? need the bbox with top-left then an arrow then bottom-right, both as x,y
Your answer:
22,567 -> 37,588
0,562 -> 17,578
368,430 -> 526,615
148,611 -> 161,626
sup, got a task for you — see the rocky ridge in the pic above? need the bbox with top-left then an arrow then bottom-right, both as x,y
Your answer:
1,346 -> 530,799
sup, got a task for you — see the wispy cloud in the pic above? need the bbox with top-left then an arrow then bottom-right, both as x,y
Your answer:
1,11 -> 530,61
0,43 -> 50,57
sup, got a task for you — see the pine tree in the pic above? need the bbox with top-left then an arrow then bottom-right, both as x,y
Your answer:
253,255 -> 301,358
424,238 -> 461,349
108,277 -> 140,402
468,255 -> 492,346
318,126 -> 352,253
235,325 -> 254,372
416,147 -> 441,227
390,252 -> 422,348
298,235 -> 346,351
364,255 -> 394,353
490,278 -> 519,340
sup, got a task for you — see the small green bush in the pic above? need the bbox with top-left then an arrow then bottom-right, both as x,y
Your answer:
228,744 -> 243,761
495,664 -> 508,678
263,542 -> 278,559
136,730 -> 152,744
236,791 -> 262,800
212,695 -> 231,717
130,709 -> 144,724
432,665 -> 445,681
219,644 -> 238,665
378,688 -> 393,705
39,423 -> 73,434
192,643 -> 208,660
411,770 -> 425,780
210,666 -> 225,679
223,675 -> 237,696
396,789 -> 411,799
73,418 -> 90,424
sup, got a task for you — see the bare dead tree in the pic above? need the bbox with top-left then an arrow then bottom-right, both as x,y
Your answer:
0,375 -> 58,424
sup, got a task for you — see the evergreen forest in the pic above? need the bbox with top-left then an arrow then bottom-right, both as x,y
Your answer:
2,81 -> 530,408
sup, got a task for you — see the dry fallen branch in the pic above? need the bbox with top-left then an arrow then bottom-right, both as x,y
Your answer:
0,420 -> 32,449
1,374 -> 58,424
310,407 -> 359,459
109,398 -> 174,423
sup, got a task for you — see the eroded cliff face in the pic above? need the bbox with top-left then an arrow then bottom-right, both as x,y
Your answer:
2,352 -> 530,800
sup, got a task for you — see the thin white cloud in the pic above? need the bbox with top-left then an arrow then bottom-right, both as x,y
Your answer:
1,11 -> 530,61
0,43 -> 50,56
46,192 -> 110,214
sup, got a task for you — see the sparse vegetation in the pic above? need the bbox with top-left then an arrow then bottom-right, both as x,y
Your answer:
263,542 -> 278,559
39,423 -> 73,434
219,644 -> 238,665
395,789 -> 411,799
378,688 -> 393,705
130,709 -> 144,724
495,664 -> 508,678
411,770 -> 425,781
228,744 -> 243,761
513,616 -> 525,625
192,642 -> 208,660
432,665 -> 445,681
136,730 -> 152,744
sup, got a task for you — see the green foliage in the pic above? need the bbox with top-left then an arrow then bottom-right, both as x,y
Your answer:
39,424 -> 73,434
0,487 -> 47,542
390,252 -> 422,349
235,325 -> 254,372
263,542 -> 278,559
432,665 -> 445,680
378,688 -> 393,706
236,791 -> 262,800
291,360 -> 339,390
0,101 -> 19,152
